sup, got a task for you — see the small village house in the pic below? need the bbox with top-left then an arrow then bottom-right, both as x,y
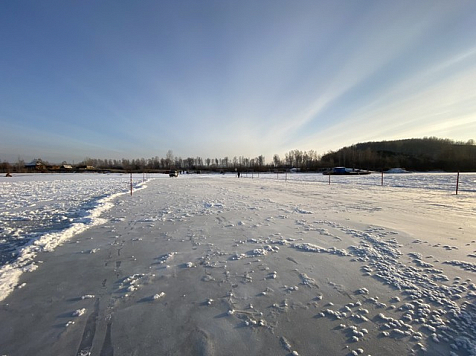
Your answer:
25,159 -> 47,172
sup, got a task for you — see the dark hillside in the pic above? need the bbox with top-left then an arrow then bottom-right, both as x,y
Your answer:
320,138 -> 476,172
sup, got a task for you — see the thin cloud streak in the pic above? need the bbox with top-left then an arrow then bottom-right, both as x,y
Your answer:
256,2 -> 468,151
0,1 -> 475,163
296,63 -> 476,154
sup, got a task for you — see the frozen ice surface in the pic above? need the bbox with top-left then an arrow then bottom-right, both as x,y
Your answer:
0,173 -> 475,355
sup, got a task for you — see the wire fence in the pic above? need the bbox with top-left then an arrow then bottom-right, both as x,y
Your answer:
237,171 -> 476,194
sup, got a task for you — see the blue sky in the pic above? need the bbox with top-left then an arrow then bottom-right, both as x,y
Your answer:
1,0 -> 475,163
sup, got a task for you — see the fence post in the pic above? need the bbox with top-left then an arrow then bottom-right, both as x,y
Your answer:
456,171 -> 460,195
328,173 -> 330,185
381,171 -> 384,186
130,172 -> 133,196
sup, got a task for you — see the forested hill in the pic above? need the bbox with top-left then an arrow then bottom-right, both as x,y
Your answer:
320,138 -> 476,172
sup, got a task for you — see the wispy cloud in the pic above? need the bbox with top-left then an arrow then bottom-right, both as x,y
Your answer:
1,1 -> 475,162
295,56 -> 476,153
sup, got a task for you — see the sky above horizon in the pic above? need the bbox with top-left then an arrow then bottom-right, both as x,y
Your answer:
1,0 -> 476,164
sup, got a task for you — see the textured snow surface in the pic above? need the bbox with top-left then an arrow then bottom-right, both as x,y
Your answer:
0,173 -> 147,301
0,173 -> 475,355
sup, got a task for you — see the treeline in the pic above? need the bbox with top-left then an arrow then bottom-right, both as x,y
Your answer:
320,137 -> 476,172
1,137 -> 475,173
80,151 -> 268,172
81,150 -> 323,172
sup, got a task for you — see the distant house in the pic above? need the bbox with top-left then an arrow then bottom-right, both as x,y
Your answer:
25,159 -> 46,171
61,164 -> 73,170
76,165 -> 95,171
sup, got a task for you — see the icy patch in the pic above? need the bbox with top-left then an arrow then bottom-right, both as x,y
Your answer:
317,225 -> 476,354
293,243 -> 350,257
117,273 -> 153,297
293,243 -> 326,253
72,308 -> 86,317
356,288 -> 369,295
444,260 -> 476,272
298,272 -> 318,287
152,292 -> 165,300
294,207 -> 313,214
249,249 -> 268,257
157,252 -> 177,265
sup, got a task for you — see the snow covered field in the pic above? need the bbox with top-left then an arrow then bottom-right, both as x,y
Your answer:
252,172 -> 476,193
0,173 -> 147,300
0,173 -> 475,355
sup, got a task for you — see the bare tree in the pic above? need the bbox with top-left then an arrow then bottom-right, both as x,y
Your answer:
165,150 -> 174,169
257,155 -> 265,170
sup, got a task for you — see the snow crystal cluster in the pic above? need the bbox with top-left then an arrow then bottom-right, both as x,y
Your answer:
292,243 -> 349,256
157,252 -> 177,265
302,221 -> 476,355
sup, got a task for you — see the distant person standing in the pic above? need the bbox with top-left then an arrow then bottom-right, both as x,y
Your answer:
237,172 -> 240,178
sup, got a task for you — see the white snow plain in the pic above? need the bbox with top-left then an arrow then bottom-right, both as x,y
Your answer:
0,173 -> 147,302
0,172 -> 475,356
